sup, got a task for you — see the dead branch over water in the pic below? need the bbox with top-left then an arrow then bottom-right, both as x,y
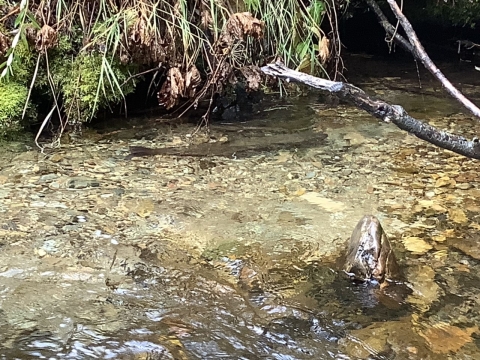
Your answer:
261,62 -> 480,160
366,0 -> 480,119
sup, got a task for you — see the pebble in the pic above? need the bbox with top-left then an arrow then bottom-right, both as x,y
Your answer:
305,171 -> 316,179
37,248 -> 47,257
65,177 -> 101,189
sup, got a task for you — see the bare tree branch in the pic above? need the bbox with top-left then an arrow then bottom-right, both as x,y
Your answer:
367,0 -> 480,119
261,62 -> 480,160
364,0 -> 414,54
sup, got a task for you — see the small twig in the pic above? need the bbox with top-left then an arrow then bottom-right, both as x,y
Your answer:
120,65 -> 164,87
385,0 -> 403,52
364,0 -> 414,53
22,54 -> 41,119
45,51 -> 65,146
35,105 -> 56,151
146,66 -> 164,99
191,92 -> 215,136
0,6 -> 19,22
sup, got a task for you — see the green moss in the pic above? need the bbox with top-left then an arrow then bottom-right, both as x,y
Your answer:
0,81 -> 33,138
54,53 -> 137,123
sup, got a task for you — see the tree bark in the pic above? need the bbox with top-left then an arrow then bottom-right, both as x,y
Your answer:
261,62 -> 480,160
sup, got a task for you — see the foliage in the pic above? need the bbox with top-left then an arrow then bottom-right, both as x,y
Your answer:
425,0 -> 480,28
0,0 -> 39,78
245,0 -> 329,74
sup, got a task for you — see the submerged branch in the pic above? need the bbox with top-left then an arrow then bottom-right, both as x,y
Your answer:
261,62 -> 480,160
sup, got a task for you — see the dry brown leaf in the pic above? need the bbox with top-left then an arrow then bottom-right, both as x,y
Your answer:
220,12 -> 264,47
35,25 -> 57,52
130,17 -> 152,46
275,151 -> 293,163
121,198 -> 155,218
185,65 -> 201,97
229,12 -> 264,39
343,132 -> 365,145
200,9 -> 213,29
412,204 -> 423,214
418,200 -> 434,207
431,204 -> 447,213
450,237 -> 480,260
294,188 -> 306,197
319,36 -> 330,64
432,250 -> 448,260
444,194 -> 457,202
171,67 -> 185,96
433,228 -> 456,242
431,234 -> 446,242
469,222 -> 480,230
454,263 -> 470,272
340,318 -> 429,359
407,265 -> 440,308
409,221 -> 436,230
158,67 -> 185,109
420,323 -> 477,354
0,229 -> 27,237
444,228 -> 456,237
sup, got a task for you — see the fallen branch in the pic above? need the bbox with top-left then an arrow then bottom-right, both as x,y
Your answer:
261,62 -> 480,160
366,0 -> 480,119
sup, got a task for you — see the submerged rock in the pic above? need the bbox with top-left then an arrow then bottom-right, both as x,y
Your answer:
343,215 -> 402,283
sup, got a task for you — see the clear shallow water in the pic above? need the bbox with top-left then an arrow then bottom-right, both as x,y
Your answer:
0,246 -> 411,359
1,57 -> 480,359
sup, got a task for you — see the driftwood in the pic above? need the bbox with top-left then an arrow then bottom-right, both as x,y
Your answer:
261,62 -> 480,160
366,0 -> 480,119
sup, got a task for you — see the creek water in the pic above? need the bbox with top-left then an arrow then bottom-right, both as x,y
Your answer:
1,56 -> 480,359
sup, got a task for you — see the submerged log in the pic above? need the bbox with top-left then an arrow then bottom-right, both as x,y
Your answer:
261,62 -> 480,160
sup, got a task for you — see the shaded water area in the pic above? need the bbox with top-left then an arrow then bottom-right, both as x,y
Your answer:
2,58 -> 480,359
